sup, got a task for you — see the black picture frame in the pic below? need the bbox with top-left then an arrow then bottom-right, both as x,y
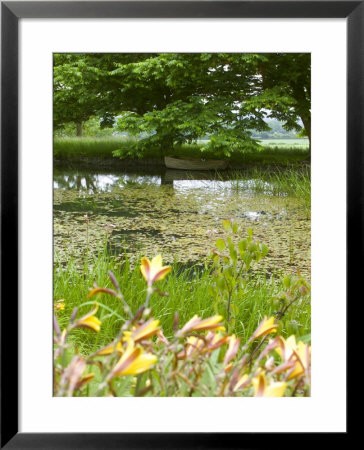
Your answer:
1,1 -> 357,448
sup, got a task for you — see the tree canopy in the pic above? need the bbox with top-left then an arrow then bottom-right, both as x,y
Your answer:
54,53 -> 310,154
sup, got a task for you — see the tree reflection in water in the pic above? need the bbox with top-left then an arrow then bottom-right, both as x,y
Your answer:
53,170 -> 163,193
54,173 -> 99,193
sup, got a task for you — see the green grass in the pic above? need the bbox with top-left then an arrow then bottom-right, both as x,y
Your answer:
54,246 -> 311,357
220,166 -> 311,215
54,136 -> 134,159
54,136 -> 310,165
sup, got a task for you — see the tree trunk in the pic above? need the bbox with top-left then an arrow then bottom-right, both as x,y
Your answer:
76,121 -> 83,137
301,115 -> 311,159
161,174 -> 174,186
160,134 -> 174,154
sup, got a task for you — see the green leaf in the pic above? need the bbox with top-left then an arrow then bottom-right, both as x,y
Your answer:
216,238 -> 226,251
238,239 -> 248,252
217,277 -> 226,291
223,266 -> 234,279
283,275 -> 291,289
222,219 -> 231,231
208,285 -> 216,298
213,255 -> 220,266
229,247 -> 238,262
298,333 -> 311,343
248,242 -> 257,252
230,303 -> 239,316
223,256 -> 230,266
261,244 -> 269,257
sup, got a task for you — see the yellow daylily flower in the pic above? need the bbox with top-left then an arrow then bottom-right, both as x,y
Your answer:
140,254 -> 172,286
58,356 -> 93,397
276,335 -> 298,361
233,374 -> 249,392
204,331 -> 229,352
185,336 -> 205,358
252,373 -> 287,397
276,335 -> 311,380
264,382 -> 287,397
93,341 -> 124,356
294,340 -> 310,370
223,334 -> 240,367
122,330 -> 132,340
289,341 -> 310,380
75,373 -> 95,390
286,362 -> 304,380
178,314 -> 225,336
120,319 -> 160,345
178,331 -> 228,360
131,319 -> 161,342
251,317 -> 277,340
54,299 -> 65,311
193,315 -> 225,332
54,303 -> 65,311
265,356 -> 275,371
74,303 -> 101,332
107,339 -> 157,379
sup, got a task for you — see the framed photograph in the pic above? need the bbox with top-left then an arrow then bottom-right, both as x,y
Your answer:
1,1 -> 358,447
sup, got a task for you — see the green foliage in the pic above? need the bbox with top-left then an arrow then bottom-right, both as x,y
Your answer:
54,117 -> 115,138
54,245 -> 311,352
53,54 -> 103,131
208,222 -> 269,327
54,262 -> 311,397
53,53 -> 311,156
260,53 -> 311,145
272,272 -> 311,333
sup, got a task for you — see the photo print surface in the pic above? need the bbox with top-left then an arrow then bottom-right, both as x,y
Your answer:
53,53 -> 311,397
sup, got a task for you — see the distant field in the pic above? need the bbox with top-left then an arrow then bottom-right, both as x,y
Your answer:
260,138 -> 309,148
196,138 -> 309,148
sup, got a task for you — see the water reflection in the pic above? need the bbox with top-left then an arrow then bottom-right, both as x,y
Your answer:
53,167 -> 310,276
53,168 -> 287,196
54,172 -> 161,193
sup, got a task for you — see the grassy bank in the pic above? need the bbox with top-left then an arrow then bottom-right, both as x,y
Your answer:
54,136 -> 310,165
222,166 -> 311,216
54,246 -> 311,357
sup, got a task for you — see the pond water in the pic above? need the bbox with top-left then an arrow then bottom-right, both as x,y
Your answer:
54,168 -> 311,278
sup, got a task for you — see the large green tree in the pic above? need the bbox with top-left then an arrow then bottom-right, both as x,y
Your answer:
54,54 -> 100,136
53,53 -> 155,135
53,53 -> 310,154
258,53 -> 311,147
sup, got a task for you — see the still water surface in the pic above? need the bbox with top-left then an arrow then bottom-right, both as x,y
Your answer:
54,168 -> 310,277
